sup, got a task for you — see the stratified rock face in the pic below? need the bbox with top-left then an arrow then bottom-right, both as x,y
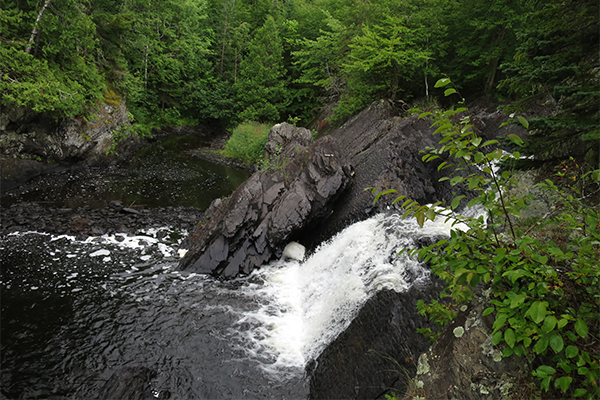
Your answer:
178,124 -> 353,278
308,282 -> 443,400
0,102 -> 131,162
306,99 -> 525,247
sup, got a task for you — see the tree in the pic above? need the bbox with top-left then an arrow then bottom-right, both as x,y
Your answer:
1,0 -> 105,118
436,0 -> 522,94
499,0 -> 599,167
371,78 -> 600,399
336,12 -> 431,121
235,15 -> 290,122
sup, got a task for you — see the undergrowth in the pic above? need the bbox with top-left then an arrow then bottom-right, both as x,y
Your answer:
220,121 -> 271,165
370,78 -> 600,399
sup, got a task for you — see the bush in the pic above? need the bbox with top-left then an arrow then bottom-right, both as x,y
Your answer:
370,78 -> 600,399
220,122 -> 272,165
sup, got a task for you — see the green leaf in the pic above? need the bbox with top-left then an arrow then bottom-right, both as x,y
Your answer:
577,367 -> 589,375
542,315 -> 557,333
451,195 -> 465,210
574,319 -> 589,338
549,334 -> 564,353
554,376 -> 572,393
416,211 -> 425,228
517,115 -> 529,129
565,345 -> 578,358
536,365 -> 556,377
573,388 -> 588,397
419,112 -> 432,119
492,330 -> 503,345
482,140 -> 499,147
391,195 -> 407,205
558,318 -> 569,329
541,376 -> 551,392
373,188 -> 397,204
450,176 -> 464,186
444,88 -> 457,96
526,301 -> 547,324
510,294 -> 526,309
534,336 -> 549,354
508,134 -> 524,146
435,78 -> 451,88
505,328 -> 516,348
482,307 -> 495,316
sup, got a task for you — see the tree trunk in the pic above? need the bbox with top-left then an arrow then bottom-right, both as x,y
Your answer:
484,26 -> 506,94
25,0 -> 51,54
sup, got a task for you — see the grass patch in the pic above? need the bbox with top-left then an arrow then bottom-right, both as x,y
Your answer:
220,121 -> 271,165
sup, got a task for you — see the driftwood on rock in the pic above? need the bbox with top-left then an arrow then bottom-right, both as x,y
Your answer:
178,123 -> 353,278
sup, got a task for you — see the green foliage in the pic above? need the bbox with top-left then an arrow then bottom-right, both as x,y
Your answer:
235,16 -> 290,123
220,121 -> 271,165
499,0 -> 599,165
371,78 -> 600,399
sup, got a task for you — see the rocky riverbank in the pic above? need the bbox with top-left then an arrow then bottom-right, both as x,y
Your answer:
0,201 -> 203,240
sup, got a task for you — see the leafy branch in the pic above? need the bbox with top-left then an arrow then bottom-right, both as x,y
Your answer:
370,78 -> 600,399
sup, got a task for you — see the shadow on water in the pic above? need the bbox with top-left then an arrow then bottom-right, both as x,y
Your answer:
0,134 -> 251,210
0,230 -> 309,399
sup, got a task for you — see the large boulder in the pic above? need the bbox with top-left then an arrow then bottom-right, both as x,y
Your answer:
308,281 -> 443,400
178,124 -> 353,278
306,99 -> 525,247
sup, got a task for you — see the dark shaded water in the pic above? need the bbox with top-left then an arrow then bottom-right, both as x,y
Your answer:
0,134 -> 452,399
0,230 -> 309,399
1,135 -> 250,210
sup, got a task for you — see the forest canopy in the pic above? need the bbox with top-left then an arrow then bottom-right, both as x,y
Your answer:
1,0 -> 598,159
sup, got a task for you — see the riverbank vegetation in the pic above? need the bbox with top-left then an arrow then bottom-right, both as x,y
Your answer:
220,121 -> 271,165
372,79 -> 600,399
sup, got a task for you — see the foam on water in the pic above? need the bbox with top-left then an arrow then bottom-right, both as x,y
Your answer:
232,211 -> 469,373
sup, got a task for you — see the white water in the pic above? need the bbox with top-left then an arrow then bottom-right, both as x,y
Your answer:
231,212 -> 465,374
2,211 -> 472,397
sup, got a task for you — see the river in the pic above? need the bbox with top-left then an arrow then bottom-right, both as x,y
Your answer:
0,135 -> 455,399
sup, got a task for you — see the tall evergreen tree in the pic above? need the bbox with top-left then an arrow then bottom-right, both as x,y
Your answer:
235,15 -> 290,122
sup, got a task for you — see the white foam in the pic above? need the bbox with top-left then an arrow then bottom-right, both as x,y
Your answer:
235,212 -> 460,372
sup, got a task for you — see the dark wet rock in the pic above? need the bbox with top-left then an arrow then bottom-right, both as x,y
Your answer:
306,99 -> 524,247
308,280 -> 444,400
178,124 -> 353,278
0,201 -> 203,238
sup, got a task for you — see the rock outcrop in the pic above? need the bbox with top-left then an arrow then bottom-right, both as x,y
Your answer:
306,99 -> 526,247
1,102 -> 138,189
1,102 -> 132,162
404,290 -> 531,400
178,123 -> 353,277
308,281 -> 444,400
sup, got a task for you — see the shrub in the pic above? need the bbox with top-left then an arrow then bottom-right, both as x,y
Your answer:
370,78 -> 600,399
220,121 -> 271,165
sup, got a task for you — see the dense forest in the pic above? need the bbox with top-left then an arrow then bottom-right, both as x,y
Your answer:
1,0 -> 599,162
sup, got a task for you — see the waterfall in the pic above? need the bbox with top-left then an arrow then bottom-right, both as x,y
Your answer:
0,210 -> 475,398
231,211 -> 464,375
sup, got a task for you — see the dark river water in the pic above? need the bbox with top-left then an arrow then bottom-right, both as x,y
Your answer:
0,134 -> 452,399
0,135 -> 250,210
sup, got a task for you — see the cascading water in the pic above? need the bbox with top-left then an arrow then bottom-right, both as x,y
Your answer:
0,212 -> 461,398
